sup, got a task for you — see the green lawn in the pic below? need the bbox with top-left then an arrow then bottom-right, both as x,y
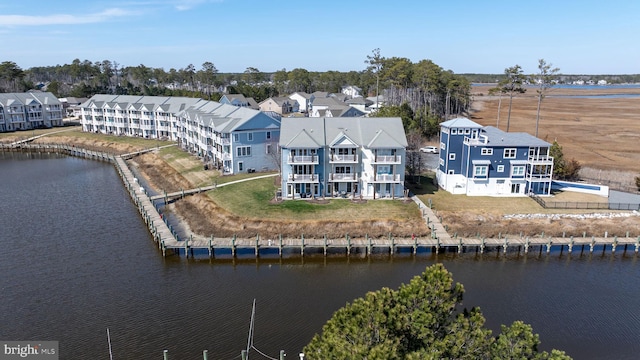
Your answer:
208,177 -> 420,221
410,172 -> 612,215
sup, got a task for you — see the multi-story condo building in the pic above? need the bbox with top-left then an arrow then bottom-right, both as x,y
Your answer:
0,92 -> 63,132
279,117 -> 407,199
437,117 -> 554,196
80,95 -> 281,174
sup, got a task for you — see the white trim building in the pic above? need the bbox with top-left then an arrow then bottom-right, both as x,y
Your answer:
0,92 -> 63,132
279,117 -> 407,199
436,117 -> 554,196
79,95 -> 280,174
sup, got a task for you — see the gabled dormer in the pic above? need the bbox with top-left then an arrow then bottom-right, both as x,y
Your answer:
329,131 -> 358,163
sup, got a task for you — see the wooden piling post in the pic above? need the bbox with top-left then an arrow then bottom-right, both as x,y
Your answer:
279,234 -> 283,257
367,234 -> 372,256
324,234 -> 328,256
568,236 -> 574,253
301,234 -> 305,256
590,236 -> 595,253
232,235 -> 236,257
346,234 -> 351,256
635,236 -> 640,253
503,238 -> 508,254
391,235 -> 395,255
255,234 -> 259,257
546,237 -> 552,254
209,236 -> 214,258
480,238 -> 486,254
612,236 -> 617,253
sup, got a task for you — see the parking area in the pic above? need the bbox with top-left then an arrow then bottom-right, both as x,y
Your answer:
422,153 -> 439,171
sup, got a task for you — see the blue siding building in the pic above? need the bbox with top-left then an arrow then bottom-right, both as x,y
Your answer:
437,118 -> 553,196
279,117 -> 407,200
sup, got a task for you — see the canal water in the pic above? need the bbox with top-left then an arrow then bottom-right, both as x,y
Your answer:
1,152 -> 639,360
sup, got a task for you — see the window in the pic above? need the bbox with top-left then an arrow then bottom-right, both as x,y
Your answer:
448,170 -> 455,175
248,132 -> 253,141
440,142 -> 446,150
497,165 -> 505,172
504,148 -> 517,159
512,165 -> 525,176
481,148 -> 493,155
439,158 -> 445,166
464,128 -> 470,135
236,146 -> 252,157
233,133 -> 239,142
474,165 -> 488,177
451,129 -> 458,135
238,162 -> 243,171
449,153 -> 456,160
266,131 -> 271,140
265,144 -> 272,154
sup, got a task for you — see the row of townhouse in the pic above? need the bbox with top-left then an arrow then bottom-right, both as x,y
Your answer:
0,92 -> 64,132
79,95 -> 281,174
279,117 -> 408,199
437,117 -> 554,196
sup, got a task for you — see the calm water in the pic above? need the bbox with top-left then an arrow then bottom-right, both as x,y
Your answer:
1,152 -> 639,360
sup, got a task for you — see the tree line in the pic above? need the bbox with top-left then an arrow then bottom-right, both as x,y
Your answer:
1,50 -> 471,134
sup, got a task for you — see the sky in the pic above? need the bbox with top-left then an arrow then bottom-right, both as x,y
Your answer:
1,0 -> 639,75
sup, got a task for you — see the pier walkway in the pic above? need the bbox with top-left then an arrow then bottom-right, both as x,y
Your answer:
149,173 -> 278,202
113,156 -> 179,251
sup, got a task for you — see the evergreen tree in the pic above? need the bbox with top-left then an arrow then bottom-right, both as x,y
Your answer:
303,264 -> 570,359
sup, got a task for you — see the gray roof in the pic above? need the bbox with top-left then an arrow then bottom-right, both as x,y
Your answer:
280,117 -> 407,149
440,117 -> 483,128
0,92 -> 61,107
481,126 -> 550,147
311,97 -> 345,107
81,94 -> 277,133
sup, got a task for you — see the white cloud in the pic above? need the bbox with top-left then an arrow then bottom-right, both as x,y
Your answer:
173,0 -> 222,11
0,8 -> 136,27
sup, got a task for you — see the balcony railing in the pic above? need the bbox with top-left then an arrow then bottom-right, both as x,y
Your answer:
372,155 -> 401,164
528,155 -> 554,164
330,154 -> 358,163
287,155 -> 319,164
371,173 -> 401,182
287,173 -> 319,182
328,173 -> 358,182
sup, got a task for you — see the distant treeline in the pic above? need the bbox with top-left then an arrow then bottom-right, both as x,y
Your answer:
462,73 -> 640,84
0,54 -> 473,138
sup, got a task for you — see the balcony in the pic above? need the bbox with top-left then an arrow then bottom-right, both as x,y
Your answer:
328,173 -> 358,182
372,155 -> 401,164
370,173 -> 402,183
329,154 -> 358,163
528,155 -> 554,165
287,155 -> 319,165
287,173 -> 320,183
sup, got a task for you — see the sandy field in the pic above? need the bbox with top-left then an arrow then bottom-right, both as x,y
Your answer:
470,85 -> 640,174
